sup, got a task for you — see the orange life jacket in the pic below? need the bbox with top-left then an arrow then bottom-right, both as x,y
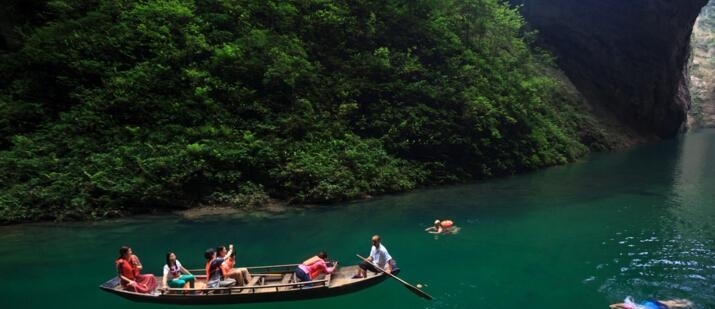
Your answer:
221,258 -> 234,276
302,255 -> 321,266
440,220 -> 454,228
305,259 -> 328,280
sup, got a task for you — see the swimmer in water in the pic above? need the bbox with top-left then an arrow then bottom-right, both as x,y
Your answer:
609,297 -> 692,309
425,219 -> 459,234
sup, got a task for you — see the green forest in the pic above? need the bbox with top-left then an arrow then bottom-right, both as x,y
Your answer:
1,0 -> 604,224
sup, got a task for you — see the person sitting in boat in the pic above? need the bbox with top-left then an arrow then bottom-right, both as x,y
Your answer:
295,251 -> 337,285
204,244 -> 235,288
116,246 -> 157,293
425,219 -> 456,234
353,235 -> 395,279
161,251 -> 195,291
609,296 -> 693,309
221,251 -> 252,286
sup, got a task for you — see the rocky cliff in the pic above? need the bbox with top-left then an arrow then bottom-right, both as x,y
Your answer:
511,0 -> 708,138
690,0 -> 715,128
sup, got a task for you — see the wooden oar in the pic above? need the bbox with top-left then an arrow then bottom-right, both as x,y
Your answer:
356,254 -> 433,300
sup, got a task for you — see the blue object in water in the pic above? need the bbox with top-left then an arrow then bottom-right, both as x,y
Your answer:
640,299 -> 668,309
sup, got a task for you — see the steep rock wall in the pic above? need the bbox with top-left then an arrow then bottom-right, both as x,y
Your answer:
511,0 -> 708,138
690,0 -> 715,128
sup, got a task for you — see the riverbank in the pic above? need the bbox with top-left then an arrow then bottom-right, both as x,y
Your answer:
176,199 -> 295,220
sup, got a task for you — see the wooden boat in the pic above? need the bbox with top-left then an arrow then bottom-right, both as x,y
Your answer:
99,263 -> 399,304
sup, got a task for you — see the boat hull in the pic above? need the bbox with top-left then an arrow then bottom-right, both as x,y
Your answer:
100,264 -> 398,305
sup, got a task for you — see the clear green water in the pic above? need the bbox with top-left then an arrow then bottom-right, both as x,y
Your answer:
2,130 -> 714,309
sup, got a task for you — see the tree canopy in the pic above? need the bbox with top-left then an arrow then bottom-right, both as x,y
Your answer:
0,0 -> 591,223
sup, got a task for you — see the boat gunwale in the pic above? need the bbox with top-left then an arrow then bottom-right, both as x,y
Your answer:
157,278 -> 330,294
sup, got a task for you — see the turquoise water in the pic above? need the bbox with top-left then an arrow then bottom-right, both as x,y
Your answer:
1,130 -> 714,309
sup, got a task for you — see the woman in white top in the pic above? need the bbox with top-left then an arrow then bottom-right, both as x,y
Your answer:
162,252 -> 195,290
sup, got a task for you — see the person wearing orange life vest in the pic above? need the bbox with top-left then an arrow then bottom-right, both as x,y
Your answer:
204,244 -> 235,288
295,251 -> 337,285
221,251 -> 252,286
425,219 -> 455,234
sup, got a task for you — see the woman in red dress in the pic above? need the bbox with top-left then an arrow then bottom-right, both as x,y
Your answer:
116,246 -> 157,294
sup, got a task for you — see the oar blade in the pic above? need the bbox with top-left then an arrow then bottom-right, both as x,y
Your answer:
406,283 -> 433,300
356,254 -> 433,300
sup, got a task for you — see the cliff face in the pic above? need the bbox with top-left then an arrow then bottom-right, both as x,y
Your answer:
511,0 -> 708,138
690,0 -> 715,128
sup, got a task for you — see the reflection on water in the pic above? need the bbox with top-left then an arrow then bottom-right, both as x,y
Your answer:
670,129 -> 715,238
599,232 -> 715,307
597,130 -> 715,308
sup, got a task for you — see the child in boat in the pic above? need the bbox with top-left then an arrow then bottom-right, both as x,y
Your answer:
609,296 -> 693,309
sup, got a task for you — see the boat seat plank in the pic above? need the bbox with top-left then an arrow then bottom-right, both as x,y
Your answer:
278,273 -> 295,291
246,276 -> 262,287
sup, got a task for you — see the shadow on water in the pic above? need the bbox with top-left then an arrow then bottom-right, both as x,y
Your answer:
1,130 -> 714,309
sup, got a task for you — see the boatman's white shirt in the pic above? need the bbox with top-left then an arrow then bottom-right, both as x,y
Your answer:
369,244 -> 392,268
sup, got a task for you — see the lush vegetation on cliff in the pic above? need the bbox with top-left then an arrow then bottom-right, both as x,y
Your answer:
0,0 -> 590,223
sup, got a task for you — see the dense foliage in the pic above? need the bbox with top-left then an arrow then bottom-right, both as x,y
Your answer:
0,0 -> 590,223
